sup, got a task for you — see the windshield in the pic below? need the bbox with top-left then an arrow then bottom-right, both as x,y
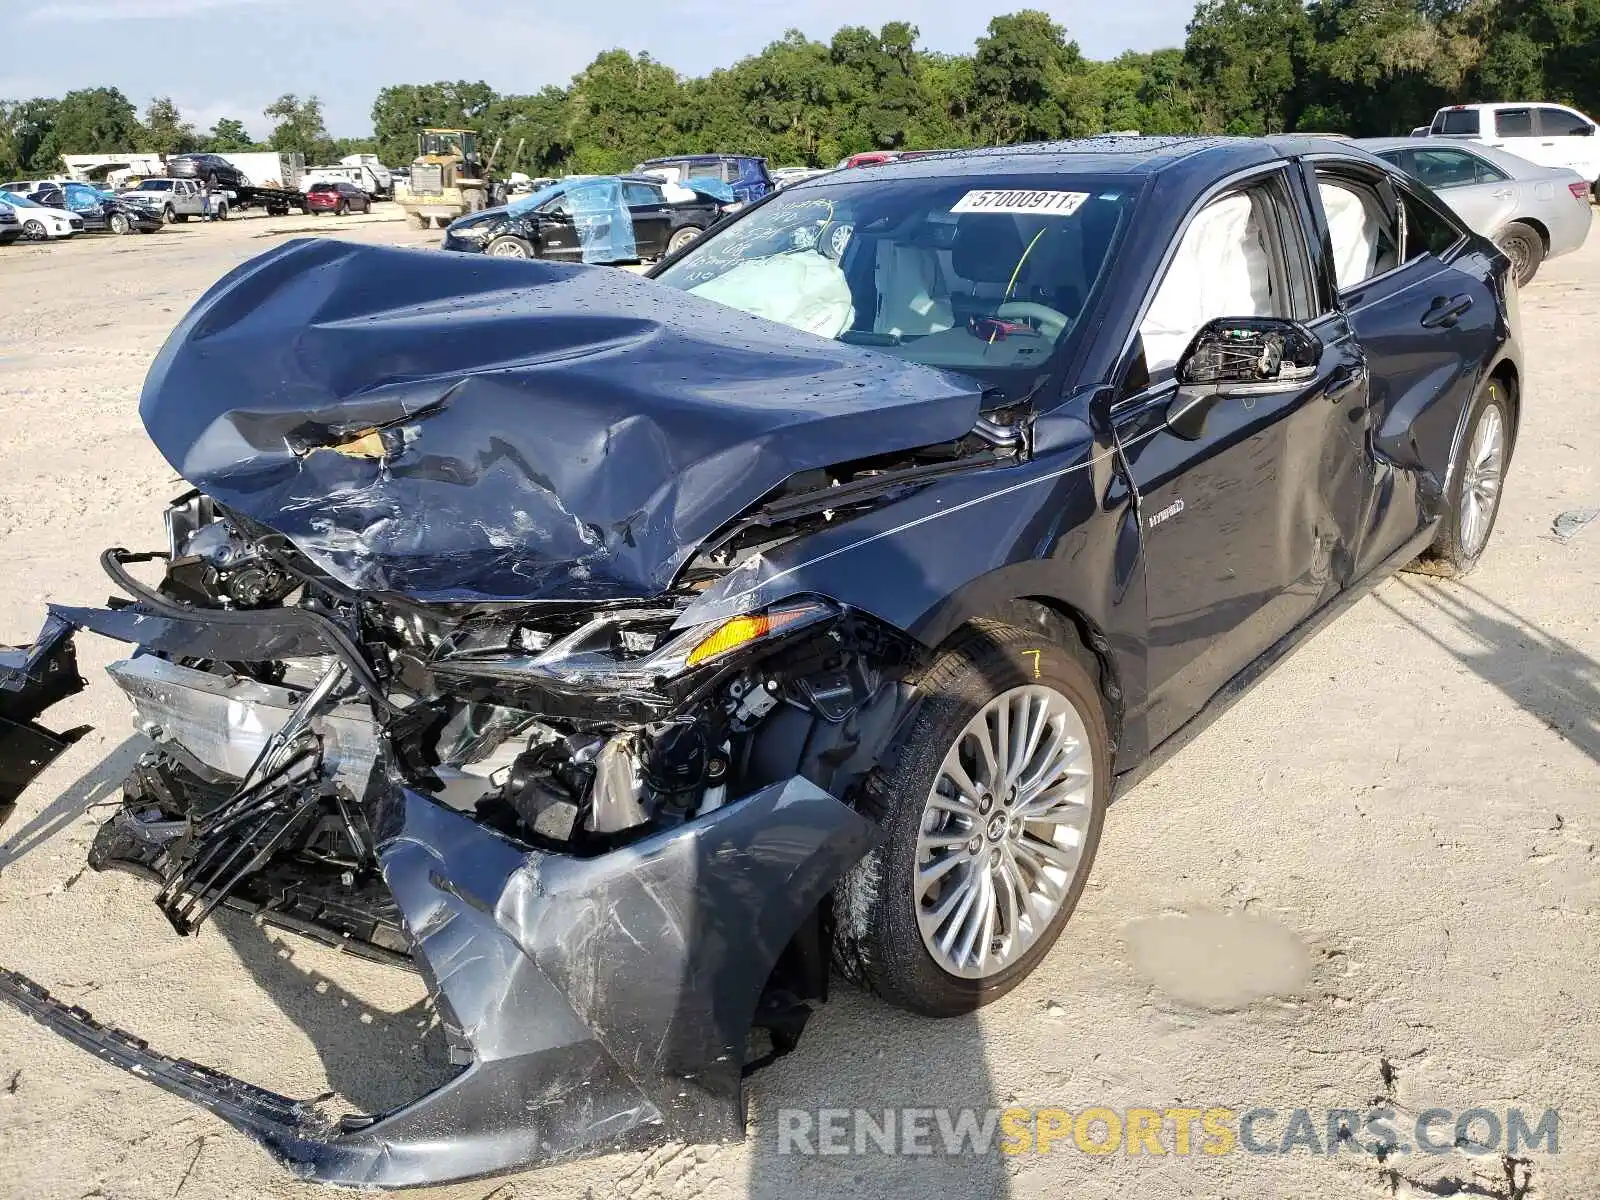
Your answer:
507,181 -> 567,215
0,191 -> 41,209
135,180 -> 173,191
654,173 -> 1136,375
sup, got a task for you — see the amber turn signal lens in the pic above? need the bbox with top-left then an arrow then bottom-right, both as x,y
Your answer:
684,605 -> 823,669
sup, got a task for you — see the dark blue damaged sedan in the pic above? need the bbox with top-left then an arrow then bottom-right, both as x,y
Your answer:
0,136 -> 1517,1187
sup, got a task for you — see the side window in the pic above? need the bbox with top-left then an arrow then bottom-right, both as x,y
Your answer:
1410,149 -> 1484,189
1313,171 -> 1400,291
1138,178 -> 1297,378
622,182 -> 660,206
1537,107 -> 1592,137
1495,108 -> 1534,137
1400,190 -> 1462,262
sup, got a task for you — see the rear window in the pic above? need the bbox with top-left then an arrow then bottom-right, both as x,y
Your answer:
1433,109 -> 1481,136
309,183 -> 336,193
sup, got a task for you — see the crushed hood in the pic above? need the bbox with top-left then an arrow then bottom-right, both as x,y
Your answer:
139,239 -> 984,603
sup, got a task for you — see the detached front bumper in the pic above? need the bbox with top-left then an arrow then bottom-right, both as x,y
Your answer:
0,609 -> 880,1187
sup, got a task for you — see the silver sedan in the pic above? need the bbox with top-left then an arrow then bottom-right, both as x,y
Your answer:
1358,135 -> 1592,284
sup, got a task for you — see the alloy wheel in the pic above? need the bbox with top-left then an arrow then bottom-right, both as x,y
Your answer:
913,684 -> 1095,979
22,219 -> 45,241
1459,402 -> 1505,557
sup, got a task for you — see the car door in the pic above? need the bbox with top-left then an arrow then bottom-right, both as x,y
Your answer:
1534,106 -> 1600,181
1388,146 -> 1516,235
623,181 -> 670,257
1114,165 -> 1372,747
1304,157 -> 1502,574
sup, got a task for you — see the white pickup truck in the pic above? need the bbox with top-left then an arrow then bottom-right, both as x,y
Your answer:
117,177 -> 215,223
1428,103 -> 1600,196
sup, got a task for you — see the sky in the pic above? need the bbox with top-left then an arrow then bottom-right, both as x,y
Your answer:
7,0 -> 1196,139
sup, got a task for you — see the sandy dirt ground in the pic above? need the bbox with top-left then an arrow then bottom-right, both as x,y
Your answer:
0,206 -> 1596,1200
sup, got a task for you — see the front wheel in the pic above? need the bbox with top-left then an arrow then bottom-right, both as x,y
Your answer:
1411,378 -> 1511,579
161,204 -> 175,224
109,212 -> 131,235
21,219 -> 46,241
1495,221 -> 1544,287
666,226 -> 703,256
836,619 -> 1109,1016
485,235 -> 532,258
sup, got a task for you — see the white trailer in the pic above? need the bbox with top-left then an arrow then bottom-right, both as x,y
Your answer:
60,153 -> 164,183
339,154 -> 393,198
216,152 -> 303,190
304,162 -> 387,200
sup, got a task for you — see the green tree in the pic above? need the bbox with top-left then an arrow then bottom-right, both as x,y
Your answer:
204,117 -> 257,152
264,93 -> 335,163
970,11 -> 1090,144
1183,0 -> 1311,133
370,81 -> 497,167
139,96 -> 199,154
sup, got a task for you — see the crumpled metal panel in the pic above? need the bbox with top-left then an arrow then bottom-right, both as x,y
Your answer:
138,239 -> 983,603
0,776 -> 878,1187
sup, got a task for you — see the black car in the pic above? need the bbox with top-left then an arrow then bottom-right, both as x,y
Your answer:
165,152 -> 247,190
27,183 -> 162,234
441,174 -> 723,261
0,137 -> 1518,1187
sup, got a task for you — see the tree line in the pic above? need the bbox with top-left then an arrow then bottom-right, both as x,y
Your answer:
3,1 -> 1597,181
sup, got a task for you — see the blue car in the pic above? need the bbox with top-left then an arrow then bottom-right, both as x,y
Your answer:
0,136 -> 1519,1188
634,153 -> 775,204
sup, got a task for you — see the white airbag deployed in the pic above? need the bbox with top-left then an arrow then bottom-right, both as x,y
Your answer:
1139,193 -> 1274,375
688,256 -> 855,339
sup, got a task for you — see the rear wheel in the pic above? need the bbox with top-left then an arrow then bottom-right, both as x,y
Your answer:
1495,221 -> 1544,287
335,200 -> 346,216
835,620 -> 1109,1016
407,211 -> 428,230
1411,377 -> 1511,579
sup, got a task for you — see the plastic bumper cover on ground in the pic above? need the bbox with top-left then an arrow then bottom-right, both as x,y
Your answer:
0,776 -> 878,1187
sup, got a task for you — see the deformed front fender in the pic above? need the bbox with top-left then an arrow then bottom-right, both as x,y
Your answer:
0,776 -> 878,1188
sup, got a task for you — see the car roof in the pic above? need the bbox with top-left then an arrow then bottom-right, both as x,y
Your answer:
1436,101 -> 1581,112
784,135 -> 1381,189
639,155 -> 755,164
1355,135 -> 1560,178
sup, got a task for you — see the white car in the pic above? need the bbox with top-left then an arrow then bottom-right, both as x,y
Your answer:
0,189 -> 83,240
1428,102 -> 1600,193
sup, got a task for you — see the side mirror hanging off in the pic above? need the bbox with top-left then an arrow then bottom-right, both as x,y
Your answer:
1176,317 -> 1323,390
1168,317 -> 1324,441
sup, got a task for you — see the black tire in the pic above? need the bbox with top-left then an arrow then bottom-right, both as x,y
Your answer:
666,225 -> 703,256
109,212 -> 130,235
1495,221 -> 1544,287
335,201 -> 346,216
215,202 -> 228,221
407,212 -> 429,230
835,619 -> 1111,1017
21,219 -> 46,241
1411,376 -> 1512,579
485,235 -> 532,259
173,213 -> 189,223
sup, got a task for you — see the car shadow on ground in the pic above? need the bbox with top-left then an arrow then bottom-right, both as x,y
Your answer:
740,988 -> 1010,1200
0,736 -> 143,872
214,912 -> 458,1117
1381,576 -> 1600,764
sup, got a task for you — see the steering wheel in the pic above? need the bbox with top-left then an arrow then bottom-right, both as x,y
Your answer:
995,301 -> 1071,340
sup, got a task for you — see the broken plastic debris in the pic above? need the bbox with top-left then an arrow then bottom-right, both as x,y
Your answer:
1552,508 -> 1599,542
